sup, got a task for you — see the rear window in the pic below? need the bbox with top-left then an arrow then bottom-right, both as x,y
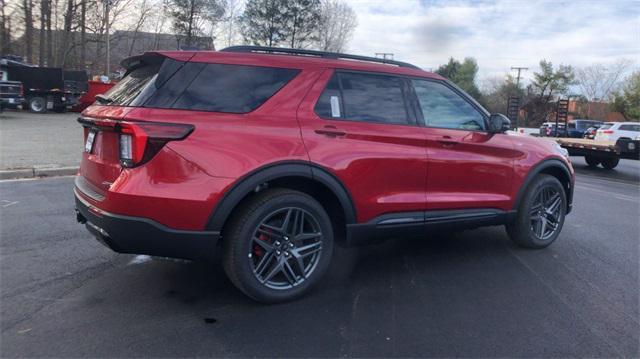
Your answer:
101,65 -> 160,106
100,58 -> 299,113
600,124 -> 614,130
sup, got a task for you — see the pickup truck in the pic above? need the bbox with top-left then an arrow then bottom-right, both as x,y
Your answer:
0,80 -> 25,111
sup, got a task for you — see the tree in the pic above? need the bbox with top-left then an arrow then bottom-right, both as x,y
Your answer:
0,0 -> 10,54
576,59 -> 633,101
241,0 -> 288,47
610,71 -> 640,121
521,60 -> 576,126
316,0 -> 356,52
127,0 -> 154,55
57,0 -> 76,66
167,0 -> 225,48
22,0 -> 34,63
436,57 -> 482,101
39,0 -> 48,65
285,0 -> 320,48
481,74 -> 523,115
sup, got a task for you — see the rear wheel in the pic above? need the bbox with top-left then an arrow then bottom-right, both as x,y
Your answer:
584,155 -> 600,168
507,174 -> 566,249
28,97 -> 46,113
601,157 -> 619,170
222,188 -> 333,303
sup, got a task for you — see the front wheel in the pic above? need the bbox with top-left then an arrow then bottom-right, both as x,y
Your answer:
28,97 -> 47,113
507,174 -> 566,249
222,188 -> 333,303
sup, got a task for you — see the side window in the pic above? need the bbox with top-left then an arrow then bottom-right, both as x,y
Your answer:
172,64 -> 299,113
314,72 -> 411,125
314,74 -> 342,118
619,124 -> 640,132
411,79 -> 486,130
139,61 -> 205,108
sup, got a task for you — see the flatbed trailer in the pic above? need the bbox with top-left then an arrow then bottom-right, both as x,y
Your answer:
554,137 -> 640,169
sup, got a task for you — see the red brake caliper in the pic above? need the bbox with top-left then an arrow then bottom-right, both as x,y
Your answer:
254,233 -> 269,257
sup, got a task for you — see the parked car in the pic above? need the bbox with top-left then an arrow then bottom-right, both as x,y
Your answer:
594,122 -> 640,142
74,47 -> 575,303
540,122 -> 567,137
583,125 -> 602,139
0,80 -> 24,111
566,119 -> 603,138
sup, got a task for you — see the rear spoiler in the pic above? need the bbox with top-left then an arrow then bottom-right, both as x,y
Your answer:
120,52 -> 198,73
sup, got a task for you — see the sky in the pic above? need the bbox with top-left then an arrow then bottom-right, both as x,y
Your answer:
344,0 -> 639,84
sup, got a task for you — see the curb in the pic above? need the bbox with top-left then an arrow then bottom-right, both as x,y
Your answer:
0,166 -> 78,180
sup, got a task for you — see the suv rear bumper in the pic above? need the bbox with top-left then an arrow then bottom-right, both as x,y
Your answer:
75,189 -> 220,260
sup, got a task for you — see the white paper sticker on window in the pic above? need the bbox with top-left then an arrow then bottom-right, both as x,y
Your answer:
330,96 -> 341,118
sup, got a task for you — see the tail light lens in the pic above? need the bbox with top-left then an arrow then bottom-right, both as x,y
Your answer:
603,130 -> 614,134
79,118 -> 194,168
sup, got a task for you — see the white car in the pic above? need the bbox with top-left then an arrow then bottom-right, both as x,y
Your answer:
594,122 -> 640,142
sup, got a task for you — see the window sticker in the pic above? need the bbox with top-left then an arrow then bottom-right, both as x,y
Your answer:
330,96 -> 341,117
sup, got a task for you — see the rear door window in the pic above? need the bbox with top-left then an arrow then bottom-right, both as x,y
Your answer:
314,71 -> 412,125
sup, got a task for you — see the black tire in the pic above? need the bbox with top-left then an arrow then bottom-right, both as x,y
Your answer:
222,188 -> 334,303
507,174 -> 566,249
28,97 -> 46,113
601,157 -> 619,170
584,155 -> 600,168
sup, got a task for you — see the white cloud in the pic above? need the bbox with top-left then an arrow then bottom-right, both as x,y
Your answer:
345,0 -> 640,83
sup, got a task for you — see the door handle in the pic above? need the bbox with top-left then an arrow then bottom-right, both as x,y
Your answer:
315,126 -> 346,138
436,135 -> 458,146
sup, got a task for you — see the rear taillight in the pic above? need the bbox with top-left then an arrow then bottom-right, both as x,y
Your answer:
79,117 -> 194,168
118,122 -> 194,167
603,130 -> 614,134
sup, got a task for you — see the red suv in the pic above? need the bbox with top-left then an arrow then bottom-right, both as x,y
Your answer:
75,46 -> 574,302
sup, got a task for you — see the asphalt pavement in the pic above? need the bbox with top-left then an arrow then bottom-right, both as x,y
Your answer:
0,160 -> 638,357
0,111 -> 82,170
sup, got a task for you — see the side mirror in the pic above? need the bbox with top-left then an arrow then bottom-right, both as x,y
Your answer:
488,114 -> 511,133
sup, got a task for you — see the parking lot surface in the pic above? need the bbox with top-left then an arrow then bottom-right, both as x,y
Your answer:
0,111 -> 82,169
0,158 -> 638,357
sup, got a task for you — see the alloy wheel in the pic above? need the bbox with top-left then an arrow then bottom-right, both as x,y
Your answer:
529,186 -> 563,240
248,207 -> 323,290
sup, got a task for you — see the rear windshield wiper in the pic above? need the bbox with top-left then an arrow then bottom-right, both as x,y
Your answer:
95,94 -> 113,104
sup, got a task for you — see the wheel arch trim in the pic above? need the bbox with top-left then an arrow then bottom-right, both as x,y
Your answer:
205,161 -> 357,232
513,159 -> 574,214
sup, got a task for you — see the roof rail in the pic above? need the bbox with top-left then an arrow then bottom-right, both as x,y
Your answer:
220,46 -> 421,70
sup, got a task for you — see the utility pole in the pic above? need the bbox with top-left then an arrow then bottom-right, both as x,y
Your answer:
375,53 -> 394,60
510,66 -> 528,88
104,0 -> 110,77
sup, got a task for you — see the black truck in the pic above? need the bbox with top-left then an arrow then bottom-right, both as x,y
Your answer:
0,80 -> 25,111
2,61 -> 88,113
